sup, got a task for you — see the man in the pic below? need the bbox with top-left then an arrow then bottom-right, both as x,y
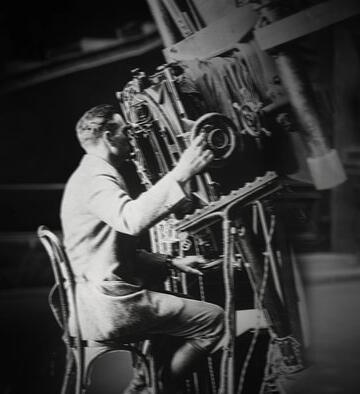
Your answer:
60,104 -> 224,392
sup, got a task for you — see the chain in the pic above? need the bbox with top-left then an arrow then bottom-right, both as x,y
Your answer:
236,252 -> 271,394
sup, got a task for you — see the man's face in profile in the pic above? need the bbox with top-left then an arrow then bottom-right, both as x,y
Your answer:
108,113 -> 132,162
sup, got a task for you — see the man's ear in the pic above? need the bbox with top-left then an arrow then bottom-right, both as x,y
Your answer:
104,130 -> 116,147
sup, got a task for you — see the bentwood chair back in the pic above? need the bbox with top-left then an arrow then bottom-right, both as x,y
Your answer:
37,225 -> 157,394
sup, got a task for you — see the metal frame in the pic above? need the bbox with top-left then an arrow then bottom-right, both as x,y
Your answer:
174,183 -> 287,393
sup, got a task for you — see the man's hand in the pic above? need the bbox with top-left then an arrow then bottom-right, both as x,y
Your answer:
171,134 -> 214,184
171,255 -> 206,276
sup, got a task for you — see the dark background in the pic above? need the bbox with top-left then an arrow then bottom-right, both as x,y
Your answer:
0,3 -> 163,393
0,0 -> 160,229
1,1 -> 360,393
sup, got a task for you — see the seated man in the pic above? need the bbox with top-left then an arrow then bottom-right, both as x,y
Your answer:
60,104 -> 225,392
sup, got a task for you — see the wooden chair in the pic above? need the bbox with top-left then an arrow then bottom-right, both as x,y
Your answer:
37,225 -> 157,394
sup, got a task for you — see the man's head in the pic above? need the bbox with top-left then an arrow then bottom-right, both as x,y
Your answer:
76,104 -> 131,163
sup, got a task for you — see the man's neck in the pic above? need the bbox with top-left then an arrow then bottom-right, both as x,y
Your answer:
85,144 -> 128,171
86,147 -> 109,162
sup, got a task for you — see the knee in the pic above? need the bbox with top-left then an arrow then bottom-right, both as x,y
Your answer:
202,304 -> 225,353
210,305 -> 225,337
185,302 -> 225,354
200,303 -> 225,339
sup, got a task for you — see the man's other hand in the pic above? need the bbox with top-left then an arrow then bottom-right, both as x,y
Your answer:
171,255 -> 206,276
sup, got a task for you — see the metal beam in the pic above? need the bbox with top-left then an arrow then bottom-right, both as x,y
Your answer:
0,34 -> 162,95
255,0 -> 360,50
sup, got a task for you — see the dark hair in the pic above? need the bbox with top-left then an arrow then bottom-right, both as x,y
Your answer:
76,104 -> 118,148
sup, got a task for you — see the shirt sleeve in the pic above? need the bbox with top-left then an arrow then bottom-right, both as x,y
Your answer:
86,171 -> 188,235
135,249 -> 169,277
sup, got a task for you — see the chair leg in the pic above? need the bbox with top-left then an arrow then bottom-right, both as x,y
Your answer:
73,348 -> 85,394
148,353 -> 158,394
61,348 -> 75,394
141,341 -> 158,394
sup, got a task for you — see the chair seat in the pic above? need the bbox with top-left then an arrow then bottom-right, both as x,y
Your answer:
66,335 -> 152,348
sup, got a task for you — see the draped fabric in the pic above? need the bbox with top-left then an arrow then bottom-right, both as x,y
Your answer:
179,41 -> 271,128
177,42 -> 299,181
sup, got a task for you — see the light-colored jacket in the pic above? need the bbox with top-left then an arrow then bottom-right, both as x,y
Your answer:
60,154 -> 186,340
